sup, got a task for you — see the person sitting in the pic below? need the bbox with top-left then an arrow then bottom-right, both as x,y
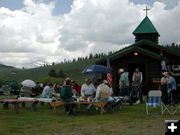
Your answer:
52,83 -> 60,98
95,80 -> 113,102
41,83 -> 53,98
53,83 -> 58,93
81,78 -> 96,101
60,78 -> 76,115
71,80 -> 81,96
94,80 -> 113,112
30,87 -> 38,97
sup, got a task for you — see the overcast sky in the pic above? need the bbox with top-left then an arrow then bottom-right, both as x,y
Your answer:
0,0 -> 180,68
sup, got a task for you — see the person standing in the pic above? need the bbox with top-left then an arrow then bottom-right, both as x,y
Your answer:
132,68 -> 143,85
166,72 -> 176,104
118,68 -> 130,97
160,55 -> 168,72
60,78 -> 75,115
132,68 -> 143,103
160,72 -> 168,104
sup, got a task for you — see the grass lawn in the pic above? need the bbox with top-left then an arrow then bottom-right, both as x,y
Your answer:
0,103 -> 179,135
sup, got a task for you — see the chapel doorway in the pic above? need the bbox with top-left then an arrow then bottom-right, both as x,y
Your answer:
128,63 -> 146,86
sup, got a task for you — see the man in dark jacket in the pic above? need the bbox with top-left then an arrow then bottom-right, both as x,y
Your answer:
60,78 -> 75,115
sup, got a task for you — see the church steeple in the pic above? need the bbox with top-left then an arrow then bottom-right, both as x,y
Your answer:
133,6 -> 160,44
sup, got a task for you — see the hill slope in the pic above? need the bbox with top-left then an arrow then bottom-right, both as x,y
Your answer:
0,64 -> 18,78
1,59 -> 98,84
0,64 -> 15,71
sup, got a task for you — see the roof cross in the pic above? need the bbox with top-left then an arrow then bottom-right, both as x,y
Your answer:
143,5 -> 150,16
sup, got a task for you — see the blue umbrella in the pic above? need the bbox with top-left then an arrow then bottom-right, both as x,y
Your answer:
82,65 -> 111,74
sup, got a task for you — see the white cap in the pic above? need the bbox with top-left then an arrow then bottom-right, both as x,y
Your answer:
119,68 -> 124,73
163,72 -> 168,76
103,80 -> 108,84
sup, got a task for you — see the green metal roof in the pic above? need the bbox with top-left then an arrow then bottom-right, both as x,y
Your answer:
133,16 -> 160,36
136,40 -> 180,57
96,40 -> 180,63
105,45 -> 161,62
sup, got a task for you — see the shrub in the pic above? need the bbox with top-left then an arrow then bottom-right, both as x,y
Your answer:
37,76 -> 64,85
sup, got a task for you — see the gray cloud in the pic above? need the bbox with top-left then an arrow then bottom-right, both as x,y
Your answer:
157,0 -> 180,8
0,0 -> 180,68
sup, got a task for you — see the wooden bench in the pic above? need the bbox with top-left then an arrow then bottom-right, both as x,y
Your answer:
49,101 -> 107,114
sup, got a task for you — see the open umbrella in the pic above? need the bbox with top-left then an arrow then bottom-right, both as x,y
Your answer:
21,79 -> 36,88
82,64 -> 111,74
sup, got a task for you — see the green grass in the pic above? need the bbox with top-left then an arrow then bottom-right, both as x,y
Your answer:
0,103 -> 179,135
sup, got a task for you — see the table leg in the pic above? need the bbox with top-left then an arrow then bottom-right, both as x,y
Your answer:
22,102 -> 26,108
32,101 -> 39,111
100,103 -> 105,115
14,103 -> 19,113
3,102 -> 9,110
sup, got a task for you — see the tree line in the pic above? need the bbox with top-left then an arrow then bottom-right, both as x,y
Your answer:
47,42 -> 180,68
165,43 -> 180,51
47,51 -> 115,78
48,51 -> 115,66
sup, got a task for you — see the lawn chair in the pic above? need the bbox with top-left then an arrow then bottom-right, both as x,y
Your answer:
171,90 -> 180,115
164,90 -> 180,115
146,90 -> 165,115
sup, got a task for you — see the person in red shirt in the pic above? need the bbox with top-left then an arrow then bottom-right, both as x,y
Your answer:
71,80 -> 81,96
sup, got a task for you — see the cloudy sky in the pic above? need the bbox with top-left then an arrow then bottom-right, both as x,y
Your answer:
0,0 -> 180,68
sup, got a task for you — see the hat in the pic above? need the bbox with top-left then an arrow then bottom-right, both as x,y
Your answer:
163,72 -> 168,76
103,80 -> 108,84
71,80 -> 75,83
65,77 -> 71,81
119,68 -> 124,73
85,78 -> 91,82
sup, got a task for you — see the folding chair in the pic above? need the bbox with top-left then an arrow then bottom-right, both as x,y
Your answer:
146,90 -> 164,115
164,90 -> 180,115
171,90 -> 180,115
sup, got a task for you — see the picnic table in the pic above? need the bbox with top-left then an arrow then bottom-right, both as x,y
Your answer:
2,98 -> 38,113
1,98 -> 107,114
1,97 -> 54,112
1,96 -> 124,114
